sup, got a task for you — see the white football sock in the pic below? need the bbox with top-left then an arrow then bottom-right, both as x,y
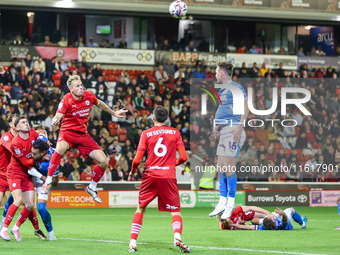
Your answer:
1,226 -> 8,232
226,197 -> 235,207
219,196 -> 227,205
174,233 -> 181,240
130,239 -> 137,247
89,180 -> 97,190
48,230 -> 54,237
12,225 -> 19,231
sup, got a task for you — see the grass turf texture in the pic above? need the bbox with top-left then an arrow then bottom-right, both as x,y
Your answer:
0,207 -> 338,255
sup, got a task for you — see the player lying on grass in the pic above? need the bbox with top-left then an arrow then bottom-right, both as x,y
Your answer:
227,207 -> 307,230
216,205 -> 273,230
128,106 -> 191,253
0,117 -> 50,241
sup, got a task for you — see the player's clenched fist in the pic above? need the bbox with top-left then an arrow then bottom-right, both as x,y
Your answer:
52,117 -> 59,126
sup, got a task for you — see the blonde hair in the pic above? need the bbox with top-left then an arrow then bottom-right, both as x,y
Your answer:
67,75 -> 81,88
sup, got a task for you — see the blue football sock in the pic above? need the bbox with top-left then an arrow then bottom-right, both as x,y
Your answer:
3,193 -> 13,218
292,208 -> 303,225
37,202 -> 53,232
227,173 -> 237,198
338,203 -> 340,215
218,173 -> 228,198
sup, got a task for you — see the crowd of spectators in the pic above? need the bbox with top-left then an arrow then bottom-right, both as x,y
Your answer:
0,51 -> 340,184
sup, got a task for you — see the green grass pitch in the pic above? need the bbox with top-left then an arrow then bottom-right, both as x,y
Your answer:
1,207 -> 339,255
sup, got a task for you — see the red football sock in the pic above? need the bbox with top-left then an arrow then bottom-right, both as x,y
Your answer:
93,164 -> 105,182
28,208 -> 39,230
172,215 -> 183,236
15,207 -> 31,228
3,204 -> 19,228
130,212 -> 143,241
48,152 -> 62,176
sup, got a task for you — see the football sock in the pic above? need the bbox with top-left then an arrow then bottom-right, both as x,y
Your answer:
172,215 -> 183,240
338,203 -> 340,215
91,165 -> 106,188
292,208 -> 303,225
28,208 -> 40,230
3,204 -> 19,228
2,193 -> 13,221
15,206 -> 31,228
130,212 -> 143,246
218,173 -> 228,204
48,152 -> 62,177
227,173 -> 237,199
37,203 -> 53,232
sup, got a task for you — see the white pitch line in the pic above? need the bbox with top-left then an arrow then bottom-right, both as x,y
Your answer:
59,238 -> 328,255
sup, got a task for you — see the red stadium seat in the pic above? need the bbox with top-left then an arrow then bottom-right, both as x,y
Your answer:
3,85 -> 11,93
274,143 -> 283,149
312,143 -> 321,149
148,76 -> 156,83
128,70 -> 134,75
117,128 -> 127,136
284,149 -> 292,155
136,110 -> 141,117
295,149 -> 302,155
102,75 -> 108,81
110,128 -> 118,136
118,134 -> 127,142
107,75 -> 116,82
115,69 -> 123,75
108,122 -> 118,129
101,69 -> 106,74
144,70 -> 153,76
73,151 -> 80,159
135,70 -> 143,76
141,110 -> 150,116
106,69 -> 114,75
3,66 -> 9,72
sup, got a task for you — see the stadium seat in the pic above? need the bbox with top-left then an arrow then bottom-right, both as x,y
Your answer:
101,69 -> 106,74
115,69 -> 123,75
127,70 -> 134,75
312,143 -> 321,149
73,151 -> 80,159
274,143 -> 283,149
108,75 -> 116,82
135,70 -> 143,76
117,128 -> 127,136
3,85 -> 11,93
108,122 -> 118,129
284,149 -> 292,155
54,80 -> 61,86
136,110 -> 142,117
10,107 -> 15,112
144,70 -> 153,76
141,110 -> 150,116
295,149 -> 302,155
118,133 -> 127,142
106,69 -> 114,75
245,130 -> 255,138
110,128 -> 118,136
102,75 -> 108,81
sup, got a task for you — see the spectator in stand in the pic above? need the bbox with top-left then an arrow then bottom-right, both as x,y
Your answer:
127,123 -> 138,146
59,59 -> 68,72
248,62 -> 259,77
92,63 -> 102,79
277,45 -> 288,55
80,165 -> 93,181
309,46 -> 318,56
115,77 -> 127,92
22,73 -> 33,91
265,146 -> 277,164
192,65 -> 206,79
42,35 -> 53,46
133,91 -> 144,110
108,140 -> 122,155
198,38 -> 209,52
327,94 -> 340,113
205,67 -> 214,79
67,60 -> 77,73
184,67 -> 192,81
185,41 -> 197,52
34,57 -> 46,78
96,76 -> 108,92
118,39 -> 127,49
137,72 -> 149,89
305,125 -> 316,143
255,126 -> 269,143
171,99 -> 183,116
143,92 -> 153,111
283,121 -> 296,137
276,63 -> 285,78
61,69 -> 70,88
116,156 -> 128,173
96,84 -> 108,101
24,54 -> 34,71
87,37 -> 99,47
290,70 -> 298,78
237,45 -> 246,53
155,64 -> 169,83
259,63 -> 268,77
330,122 -> 340,138
58,36 -> 67,47
73,36 -> 84,47
10,81 -> 24,99
119,70 -> 131,85
11,35 -> 23,45
295,132 -> 308,149
101,167 -> 112,181
174,66 -> 185,80
164,59 -> 175,77
33,74 -> 46,89
249,45 -> 258,54
316,46 -> 326,56
238,68 -> 250,79
9,57 -> 21,73
7,67 -> 20,85
122,140 -> 134,155
45,56 -> 58,85
20,61 -> 29,76
160,39 -> 170,51
100,39 -> 111,48
297,47 -> 305,56
325,169 -> 339,182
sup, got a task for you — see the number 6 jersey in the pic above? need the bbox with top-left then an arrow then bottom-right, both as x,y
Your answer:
137,125 -> 184,179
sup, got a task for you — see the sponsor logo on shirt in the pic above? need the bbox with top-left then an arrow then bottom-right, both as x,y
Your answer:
73,108 -> 91,117
149,166 -> 170,170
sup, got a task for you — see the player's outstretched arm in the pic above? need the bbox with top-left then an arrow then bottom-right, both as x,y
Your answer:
242,206 -> 272,217
274,208 -> 288,223
52,112 -> 64,126
96,100 -> 128,117
230,223 -> 255,230
176,145 -> 187,166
